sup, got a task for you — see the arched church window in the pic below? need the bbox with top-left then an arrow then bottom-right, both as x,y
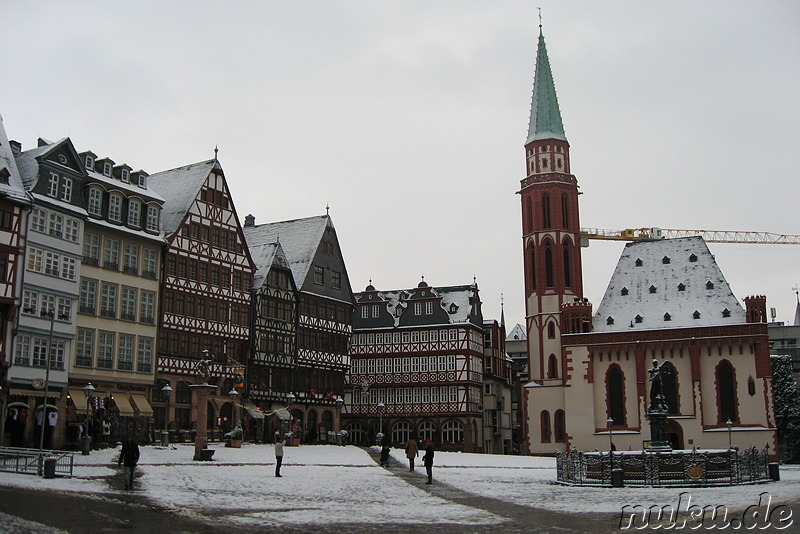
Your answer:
561,194 -> 569,228
563,245 -> 571,287
548,354 -> 558,378
540,411 -> 551,443
554,410 -> 566,442
529,248 -> 536,291
717,360 -> 737,423
661,362 -> 679,415
748,376 -> 756,396
606,365 -> 626,426
547,322 -> 555,339
542,193 -> 551,228
545,246 -> 554,288
525,197 -> 533,233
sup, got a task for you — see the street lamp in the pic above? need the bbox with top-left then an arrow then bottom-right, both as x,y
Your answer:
726,418 -> 733,450
377,402 -> 385,436
161,384 -> 173,446
35,307 -> 57,472
607,418 -> 614,468
82,383 -> 95,455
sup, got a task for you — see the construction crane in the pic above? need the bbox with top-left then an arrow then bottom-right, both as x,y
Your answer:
579,227 -> 800,246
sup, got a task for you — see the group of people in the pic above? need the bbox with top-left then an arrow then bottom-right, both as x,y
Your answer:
403,436 -> 435,485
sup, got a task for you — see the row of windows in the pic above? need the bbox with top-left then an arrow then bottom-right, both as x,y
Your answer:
46,172 -> 74,203
351,354 -> 458,375
352,329 -> 460,346
84,233 -> 159,278
528,241 -> 573,290
351,386 -> 460,405
86,186 -> 160,232
181,223 -> 243,253
80,279 -> 156,324
27,247 -> 77,281
13,334 -> 65,370
163,291 -> 250,326
166,255 -> 251,290
199,186 -> 229,209
84,155 -> 148,189
620,281 -> 716,296
639,254 -> 699,267
22,291 -> 72,322
606,308 -> 731,325
30,208 -> 81,242
257,297 -> 294,322
346,420 -> 464,444
298,328 -> 349,354
75,329 -> 153,373
312,265 -> 342,289
540,409 -> 567,443
158,332 -> 248,364
299,298 -> 350,324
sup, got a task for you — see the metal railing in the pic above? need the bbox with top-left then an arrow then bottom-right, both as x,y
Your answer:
556,446 -> 771,487
0,447 -> 75,477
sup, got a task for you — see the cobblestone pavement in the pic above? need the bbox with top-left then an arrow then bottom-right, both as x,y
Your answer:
0,451 -> 625,534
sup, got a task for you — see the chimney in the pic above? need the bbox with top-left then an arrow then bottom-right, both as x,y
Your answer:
244,214 -> 255,227
9,140 -> 21,154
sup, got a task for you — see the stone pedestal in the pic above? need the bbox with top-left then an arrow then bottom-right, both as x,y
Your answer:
189,384 -> 217,461
647,404 -> 672,451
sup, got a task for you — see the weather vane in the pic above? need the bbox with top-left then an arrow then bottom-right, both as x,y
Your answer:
538,7 -> 542,28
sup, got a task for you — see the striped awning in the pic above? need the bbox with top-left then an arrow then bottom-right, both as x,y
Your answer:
112,394 -> 136,417
68,389 -> 89,412
131,394 -> 154,416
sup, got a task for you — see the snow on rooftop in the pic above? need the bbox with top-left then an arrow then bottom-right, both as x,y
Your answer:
593,237 -> 745,332
146,159 -> 217,235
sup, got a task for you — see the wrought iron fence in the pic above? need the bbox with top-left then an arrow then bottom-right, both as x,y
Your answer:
556,446 -> 771,487
0,447 -> 75,477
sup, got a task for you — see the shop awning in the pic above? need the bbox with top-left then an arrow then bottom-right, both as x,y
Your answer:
131,394 -> 154,416
68,389 -> 89,412
112,394 -> 135,416
243,402 -> 265,420
270,404 -> 292,421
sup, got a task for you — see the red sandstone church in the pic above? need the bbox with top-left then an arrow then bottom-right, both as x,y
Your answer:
520,27 -> 776,457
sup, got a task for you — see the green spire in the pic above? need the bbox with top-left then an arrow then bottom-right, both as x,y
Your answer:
526,27 -> 567,144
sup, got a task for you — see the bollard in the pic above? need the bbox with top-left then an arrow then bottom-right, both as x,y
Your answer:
43,457 -> 57,479
611,468 -> 625,487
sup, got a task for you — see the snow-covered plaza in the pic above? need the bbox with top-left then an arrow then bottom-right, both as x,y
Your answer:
1,444 -> 799,531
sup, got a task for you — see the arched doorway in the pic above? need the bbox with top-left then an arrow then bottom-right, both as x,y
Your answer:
665,420 -> 684,450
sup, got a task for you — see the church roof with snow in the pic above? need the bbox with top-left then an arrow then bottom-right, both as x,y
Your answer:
506,323 -> 527,342
592,236 -> 745,332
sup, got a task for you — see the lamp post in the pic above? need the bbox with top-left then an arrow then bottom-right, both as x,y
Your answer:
161,384 -> 173,446
228,387 -> 240,432
82,383 -> 95,455
377,402 -> 385,436
726,418 -> 733,450
35,307 -> 57,473
607,418 -> 614,468
284,392 -> 295,441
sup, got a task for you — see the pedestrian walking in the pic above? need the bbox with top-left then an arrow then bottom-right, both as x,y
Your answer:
405,436 -> 419,471
423,439 -> 434,484
118,438 -> 140,490
274,434 -> 285,477
379,433 -> 391,467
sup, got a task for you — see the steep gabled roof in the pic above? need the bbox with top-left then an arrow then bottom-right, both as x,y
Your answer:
146,159 -> 217,235
0,115 -> 30,205
506,323 -> 527,342
243,215 -> 330,288
526,27 -> 567,144
593,236 -> 745,331
14,138 -> 69,190
250,240 -> 292,289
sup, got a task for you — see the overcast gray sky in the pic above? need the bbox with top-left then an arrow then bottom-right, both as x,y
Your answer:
3,1 -> 798,329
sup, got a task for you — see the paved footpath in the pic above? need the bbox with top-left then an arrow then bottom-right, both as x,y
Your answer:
0,451 -> 623,534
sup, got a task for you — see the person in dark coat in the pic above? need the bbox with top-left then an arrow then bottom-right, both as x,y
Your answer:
423,439 -> 434,484
379,433 -> 391,467
118,438 -> 140,490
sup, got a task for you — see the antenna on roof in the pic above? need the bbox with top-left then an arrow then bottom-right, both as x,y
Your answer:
326,204 -> 330,216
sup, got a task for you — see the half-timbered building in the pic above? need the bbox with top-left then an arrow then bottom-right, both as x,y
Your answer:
245,237 -> 298,440
71,149 -> 166,444
345,279 -> 484,452
10,137 -> 86,448
0,116 -> 33,445
242,213 -> 353,443
148,157 -> 255,441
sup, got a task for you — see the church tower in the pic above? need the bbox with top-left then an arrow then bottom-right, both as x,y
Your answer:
520,26 -> 583,389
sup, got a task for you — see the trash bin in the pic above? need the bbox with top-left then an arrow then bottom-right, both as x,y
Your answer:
43,457 -> 57,479
769,463 -> 780,481
611,468 -> 624,487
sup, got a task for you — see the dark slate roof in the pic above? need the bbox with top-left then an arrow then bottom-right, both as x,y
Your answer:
250,240 -> 292,289
0,115 -> 30,205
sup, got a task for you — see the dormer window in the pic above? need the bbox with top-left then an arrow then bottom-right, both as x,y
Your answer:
606,316 -> 614,326
127,200 -> 141,227
662,256 -> 670,264
722,308 -> 731,318
689,253 -> 698,262
103,162 -> 112,177
47,173 -> 59,197
58,154 -> 67,165
649,285 -> 657,294
145,205 -> 159,232
138,174 -> 147,188
635,258 -> 643,267
85,155 -> 95,171
120,169 -> 130,183
621,287 -> 628,296
108,194 -> 123,222
706,281 -> 714,290
449,303 -> 458,314
425,301 -> 433,315
87,187 -> 103,216
664,313 -> 671,321
693,310 -> 701,320
635,314 -> 643,324
60,178 -> 72,202
0,168 -> 10,185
